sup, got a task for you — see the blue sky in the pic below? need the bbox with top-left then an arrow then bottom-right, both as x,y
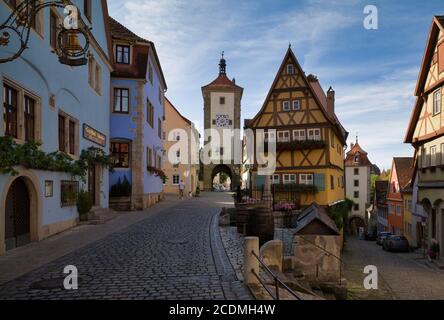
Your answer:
109,0 -> 444,170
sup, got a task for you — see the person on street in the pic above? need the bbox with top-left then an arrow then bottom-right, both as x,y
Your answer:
179,180 -> 184,199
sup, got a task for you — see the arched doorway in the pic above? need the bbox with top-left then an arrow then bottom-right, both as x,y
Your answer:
211,165 -> 233,192
349,216 -> 366,236
5,177 -> 31,251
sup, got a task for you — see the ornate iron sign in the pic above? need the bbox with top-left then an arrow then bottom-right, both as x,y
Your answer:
0,0 -> 90,66
83,124 -> 106,147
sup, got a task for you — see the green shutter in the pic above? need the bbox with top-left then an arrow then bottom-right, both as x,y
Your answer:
314,173 -> 326,191
255,175 -> 266,188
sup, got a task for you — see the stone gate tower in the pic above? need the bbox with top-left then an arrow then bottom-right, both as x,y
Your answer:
201,54 -> 243,191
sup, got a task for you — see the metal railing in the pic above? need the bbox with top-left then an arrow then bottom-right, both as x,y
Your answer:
296,236 -> 344,285
251,251 -> 303,300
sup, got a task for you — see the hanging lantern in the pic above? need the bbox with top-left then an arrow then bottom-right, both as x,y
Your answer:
57,27 -> 90,66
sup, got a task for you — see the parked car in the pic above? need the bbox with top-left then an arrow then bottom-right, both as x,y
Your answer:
376,232 -> 392,245
365,231 -> 377,241
382,235 -> 410,252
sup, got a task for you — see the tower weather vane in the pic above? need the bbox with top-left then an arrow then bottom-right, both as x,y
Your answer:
0,0 -> 90,66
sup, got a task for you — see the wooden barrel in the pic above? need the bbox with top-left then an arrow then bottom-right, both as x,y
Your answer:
236,203 -> 252,234
246,205 -> 275,245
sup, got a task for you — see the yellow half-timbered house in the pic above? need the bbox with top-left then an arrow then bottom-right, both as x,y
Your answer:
245,47 -> 348,207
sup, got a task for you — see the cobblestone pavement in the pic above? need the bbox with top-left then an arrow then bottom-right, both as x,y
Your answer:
0,193 -> 251,300
343,237 -> 444,300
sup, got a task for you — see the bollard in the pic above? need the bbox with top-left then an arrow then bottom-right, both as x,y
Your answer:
244,237 -> 260,285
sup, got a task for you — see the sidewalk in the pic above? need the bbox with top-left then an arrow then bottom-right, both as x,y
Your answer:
0,195 -> 183,285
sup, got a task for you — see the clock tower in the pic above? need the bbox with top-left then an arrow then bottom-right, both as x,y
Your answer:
201,53 -> 243,191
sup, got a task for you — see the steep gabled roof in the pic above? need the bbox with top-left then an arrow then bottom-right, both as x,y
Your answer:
109,17 -> 167,89
245,47 -> 348,144
405,16 -> 444,143
392,157 -> 414,193
345,142 -> 372,166
165,97 -> 192,125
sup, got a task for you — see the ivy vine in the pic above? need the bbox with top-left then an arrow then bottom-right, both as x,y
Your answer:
0,136 -> 113,182
326,198 -> 355,231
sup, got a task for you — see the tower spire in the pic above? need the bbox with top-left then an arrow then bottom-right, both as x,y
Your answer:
219,51 -> 226,75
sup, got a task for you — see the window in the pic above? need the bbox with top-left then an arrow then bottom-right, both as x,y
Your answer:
271,174 -> 280,185
354,204 -> 360,211
354,191 -> 359,198
220,97 -> 225,105
147,99 -> 154,127
354,179 -> 359,187
24,96 -> 35,141
283,101 -> 291,111
113,88 -> 129,113
293,129 -> 306,141
173,175 -> 180,185
292,100 -> 301,111
3,84 -> 18,138
157,155 -> 162,170
283,174 -> 296,185
68,120 -> 75,155
421,147 -> 427,168
58,114 -> 77,155
354,155 -> 359,163
61,181 -> 79,207
287,64 -> 294,75
147,147 -> 153,167
307,128 -> 321,141
300,174 -> 314,185
158,118 -> 162,138
431,146 -> 437,167
172,131 -> 181,141
88,56 -> 101,94
84,0 -> 92,21
396,205 -> 401,216
264,131 -> 276,142
354,168 -> 359,175
49,10 -> 59,49
148,63 -> 153,84
116,45 -> 130,64
58,114 -> 66,152
330,175 -> 335,189
277,131 -> 290,142
433,89 -> 441,116
111,142 -> 130,168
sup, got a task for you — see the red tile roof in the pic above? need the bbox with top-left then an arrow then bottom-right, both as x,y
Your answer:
345,142 -> 372,166
202,73 -> 243,90
393,157 -> 414,192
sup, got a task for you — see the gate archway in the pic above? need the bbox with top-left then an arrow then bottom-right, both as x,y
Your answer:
211,165 -> 233,191
349,215 -> 366,236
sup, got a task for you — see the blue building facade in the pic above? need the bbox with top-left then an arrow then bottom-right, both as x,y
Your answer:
108,18 -> 167,210
0,0 -> 113,255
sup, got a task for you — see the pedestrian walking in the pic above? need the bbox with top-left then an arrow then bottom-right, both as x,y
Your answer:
179,180 -> 184,199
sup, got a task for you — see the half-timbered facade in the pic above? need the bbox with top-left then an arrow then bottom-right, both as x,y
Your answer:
405,16 -> 444,257
245,47 -> 348,207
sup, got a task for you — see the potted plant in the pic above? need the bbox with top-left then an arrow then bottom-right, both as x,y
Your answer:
428,242 -> 440,260
77,190 -> 93,222
195,186 -> 201,197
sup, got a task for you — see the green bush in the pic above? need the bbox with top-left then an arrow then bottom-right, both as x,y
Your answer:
77,191 -> 93,217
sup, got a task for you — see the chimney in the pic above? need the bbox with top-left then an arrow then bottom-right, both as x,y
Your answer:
232,78 -> 236,84
327,86 -> 335,118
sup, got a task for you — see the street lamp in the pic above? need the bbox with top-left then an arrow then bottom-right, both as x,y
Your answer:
0,0 -> 90,66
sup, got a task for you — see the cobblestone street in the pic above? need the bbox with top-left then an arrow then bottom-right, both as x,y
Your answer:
343,237 -> 444,300
0,193 -> 251,300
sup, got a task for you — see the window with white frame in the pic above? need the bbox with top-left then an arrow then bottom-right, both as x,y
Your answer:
270,174 -> 280,185
283,174 -> 296,185
88,56 -> 102,94
173,175 -> 180,185
293,129 -> 306,141
433,89 -> 441,116
307,128 -> 321,141
431,146 -> 437,166
287,64 -> 294,75
300,173 -> 314,185
292,100 -> 301,111
283,101 -> 291,111
277,131 -> 290,142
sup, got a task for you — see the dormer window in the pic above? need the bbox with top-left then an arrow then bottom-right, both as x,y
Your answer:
116,45 -> 130,64
354,155 -> 359,163
287,64 -> 294,75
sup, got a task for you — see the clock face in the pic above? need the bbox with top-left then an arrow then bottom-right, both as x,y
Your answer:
215,114 -> 230,128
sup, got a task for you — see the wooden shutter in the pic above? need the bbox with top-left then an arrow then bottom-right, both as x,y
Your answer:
439,42 -> 444,74
314,173 -> 325,191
